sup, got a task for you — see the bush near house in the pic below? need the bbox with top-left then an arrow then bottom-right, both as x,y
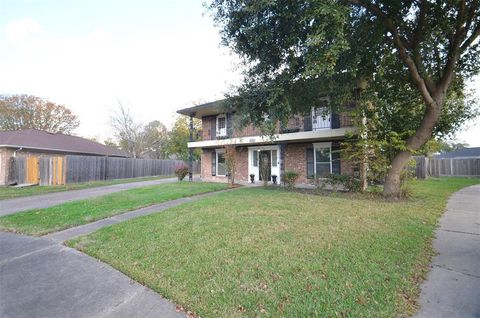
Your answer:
283,171 -> 299,189
174,165 -> 189,181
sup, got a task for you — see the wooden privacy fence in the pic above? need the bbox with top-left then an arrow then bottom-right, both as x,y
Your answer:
8,155 -> 200,186
413,156 -> 480,178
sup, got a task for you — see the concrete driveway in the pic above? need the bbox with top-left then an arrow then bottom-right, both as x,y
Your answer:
0,231 -> 184,318
415,184 -> 480,318
0,177 -> 201,216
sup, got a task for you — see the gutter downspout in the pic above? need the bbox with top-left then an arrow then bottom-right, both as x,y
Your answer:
13,147 -> 23,157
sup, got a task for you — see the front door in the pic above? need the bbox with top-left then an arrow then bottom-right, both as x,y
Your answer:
259,150 -> 271,181
248,146 -> 280,183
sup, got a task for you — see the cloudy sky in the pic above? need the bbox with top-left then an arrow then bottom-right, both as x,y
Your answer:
1,0 -> 479,146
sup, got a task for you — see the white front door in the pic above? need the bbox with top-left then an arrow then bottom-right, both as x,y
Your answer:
248,146 -> 280,183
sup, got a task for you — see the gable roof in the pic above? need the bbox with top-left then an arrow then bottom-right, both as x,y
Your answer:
0,129 -> 130,157
435,147 -> 480,159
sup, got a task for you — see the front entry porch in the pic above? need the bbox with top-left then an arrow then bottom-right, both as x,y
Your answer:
248,145 -> 281,184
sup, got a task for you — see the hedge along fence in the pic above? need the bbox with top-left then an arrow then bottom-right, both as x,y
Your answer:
413,156 -> 480,178
8,155 -> 200,186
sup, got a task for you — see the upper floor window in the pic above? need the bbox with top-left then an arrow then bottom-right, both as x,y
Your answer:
216,114 -> 227,137
311,106 -> 331,130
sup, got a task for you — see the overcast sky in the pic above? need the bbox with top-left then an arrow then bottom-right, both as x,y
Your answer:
1,0 -> 479,146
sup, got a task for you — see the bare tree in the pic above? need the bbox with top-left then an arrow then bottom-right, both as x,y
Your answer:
0,94 -> 80,134
224,144 -> 237,186
109,102 -> 145,158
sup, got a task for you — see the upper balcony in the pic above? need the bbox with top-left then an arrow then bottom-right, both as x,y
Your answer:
177,100 -> 355,148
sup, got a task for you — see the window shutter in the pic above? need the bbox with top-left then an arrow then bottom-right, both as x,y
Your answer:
303,115 -> 312,131
226,112 -> 233,137
331,142 -> 341,175
211,151 -> 216,176
306,148 -> 314,179
211,117 -> 216,140
331,112 -> 340,129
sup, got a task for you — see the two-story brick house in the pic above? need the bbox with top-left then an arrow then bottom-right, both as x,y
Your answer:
177,99 -> 356,185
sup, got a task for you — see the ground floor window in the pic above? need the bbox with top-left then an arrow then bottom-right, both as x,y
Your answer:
216,150 -> 226,176
314,143 -> 332,177
312,142 -> 341,177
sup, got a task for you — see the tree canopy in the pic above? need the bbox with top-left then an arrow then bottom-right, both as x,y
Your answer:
208,0 -> 480,196
0,94 -> 80,134
165,115 -> 202,162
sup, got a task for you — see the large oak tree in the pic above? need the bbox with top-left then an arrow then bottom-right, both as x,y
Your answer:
208,0 -> 480,196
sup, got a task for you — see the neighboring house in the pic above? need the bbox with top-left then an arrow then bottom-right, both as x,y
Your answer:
177,100 -> 356,184
435,147 -> 480,159
0,129 -> 130,185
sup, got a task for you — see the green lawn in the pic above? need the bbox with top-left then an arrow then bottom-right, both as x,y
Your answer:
0,182 -> 228,236
67,178 -> 479,318
0,176 -> 173,200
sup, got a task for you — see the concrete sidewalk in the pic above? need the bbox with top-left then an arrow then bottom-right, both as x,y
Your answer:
0,231 -> 184,318
0,177 -> 200,216
415,184 -> 480,318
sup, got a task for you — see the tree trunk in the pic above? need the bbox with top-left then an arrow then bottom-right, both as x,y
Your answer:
383,97 -> 442,197
383,150 -> 411,196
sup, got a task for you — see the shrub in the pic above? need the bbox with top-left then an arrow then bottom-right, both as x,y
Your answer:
325,174 -> 361,192
399,159 -> 416,198
284,171 -> 299,189
174,165 -> 189,181
312,174 -> 327,194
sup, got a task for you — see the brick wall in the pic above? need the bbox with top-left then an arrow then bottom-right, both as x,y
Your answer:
284,143 -> 354,185
200,147 -> 249,183
0,148 -> 13,186
199,142 -> 354,185
284,143 -> 309,184
201,112 -> 353,140
201,116 -> 215,140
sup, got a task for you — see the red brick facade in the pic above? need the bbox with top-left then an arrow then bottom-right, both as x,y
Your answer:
201,112 -> 353,141
284,143 -> 309,184
200,143 -> 354,185
201,147 -> 249,183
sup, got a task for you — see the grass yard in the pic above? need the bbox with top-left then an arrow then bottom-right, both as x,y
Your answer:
0,176 -> 172,200
68,178 -> 480,318
0,182 -> 228,236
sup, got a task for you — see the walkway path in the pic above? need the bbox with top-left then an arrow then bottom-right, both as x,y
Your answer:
0,176 -> 200,216
0,187 -> 233,318
415,184 -> 480,318
0,231 -> 184,318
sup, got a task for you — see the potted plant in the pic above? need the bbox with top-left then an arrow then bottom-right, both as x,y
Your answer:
271,175 -> 277,184
249,174 -> 255,183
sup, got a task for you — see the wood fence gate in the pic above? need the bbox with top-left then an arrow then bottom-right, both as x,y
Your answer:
25,156 -> 40,184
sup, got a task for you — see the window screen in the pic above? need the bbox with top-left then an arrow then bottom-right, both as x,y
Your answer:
271,150 -> 277,167
252,150 -> 258,167
217,152 -> 226,176
315,147 -> 331,177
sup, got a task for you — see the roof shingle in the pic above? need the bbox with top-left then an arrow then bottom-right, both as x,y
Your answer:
0,129 -> 129,157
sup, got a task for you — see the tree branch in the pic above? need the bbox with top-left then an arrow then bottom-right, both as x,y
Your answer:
438,0 -> 469,93
460,22 -> 480,52
409,0 -> 427,50
350,0 -> 436,108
